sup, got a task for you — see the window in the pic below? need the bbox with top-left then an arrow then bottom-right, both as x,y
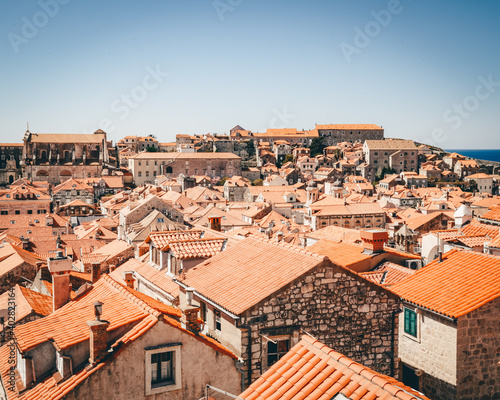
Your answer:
27,210 -> 32,214
404,308 -> 418,337
214,309 -> 221,331
145,345 -> 181,395
138,171 -> 142,177
267,337 -> 290,367
0,211 -> 7,215
15,210 -> 20,215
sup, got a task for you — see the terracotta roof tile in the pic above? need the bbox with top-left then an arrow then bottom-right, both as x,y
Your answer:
167,238 -> 226,259
391,249 -> 500,318
460,221 -> 500,239
145,229 -> 203,249
179,237 -> 326,315
359,263 -> 416,287
240,336 -> 430,400
480,205 -> 500,222
1,274 -> 236,400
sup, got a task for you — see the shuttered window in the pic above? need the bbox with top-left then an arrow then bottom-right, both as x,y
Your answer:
404,308 -> 417,337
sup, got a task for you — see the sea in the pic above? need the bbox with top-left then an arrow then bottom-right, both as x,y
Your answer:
445,149 -> 500,163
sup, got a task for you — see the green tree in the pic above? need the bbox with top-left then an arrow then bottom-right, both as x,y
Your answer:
309,137 -> 326,157
245,140 -> 255,157
252,178 -> 263,186
283,154 -> 294,164
146,146 -> 158,152
216,177 -> 229,186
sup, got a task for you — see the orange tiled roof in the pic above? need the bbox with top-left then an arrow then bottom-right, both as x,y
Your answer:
360,262 -> 416,287
316,124 -> 382,130
0,285 -> 52,328
179,237 -> 327,315
240,336 -> 430,400
460,221 -> 500,239
453,235 -> 491,248
167,238 -> 226,260
2,275 -> 235,400
480,205 -> 500,222
308,240 -> 372,268
145,229 -> 203,249
391,249 -> 500,318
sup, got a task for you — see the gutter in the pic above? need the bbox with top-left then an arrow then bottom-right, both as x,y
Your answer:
402,300 -> 457,323
174,279 -> 240,320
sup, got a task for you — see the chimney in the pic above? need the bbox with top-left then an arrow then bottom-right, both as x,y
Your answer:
181,289 -> 201,333
208,215 -> 222,232
360,229 -> 389,254
123,271 -> 135,289
87,301 -> 110,364
48,251 -> 73,312
276,231 -> 284,242
20,235 -> 30,250
265,228 -> 273,240
91,262 -> 101,284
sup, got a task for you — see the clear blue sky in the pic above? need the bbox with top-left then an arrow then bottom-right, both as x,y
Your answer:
1,0 -> 499,149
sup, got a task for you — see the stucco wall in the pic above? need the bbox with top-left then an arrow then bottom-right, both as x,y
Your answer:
64,320 -> 241,400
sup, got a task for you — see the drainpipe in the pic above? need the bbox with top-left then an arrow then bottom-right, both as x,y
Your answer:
390,309 -> 396,377
236,322 -> 252,391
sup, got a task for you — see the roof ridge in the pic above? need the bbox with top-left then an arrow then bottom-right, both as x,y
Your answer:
302,336 -> 428,400
101,274 -> 161,318
252,236 -> 327,262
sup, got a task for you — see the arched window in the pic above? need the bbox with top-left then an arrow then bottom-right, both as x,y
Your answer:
166,166 -> 173,174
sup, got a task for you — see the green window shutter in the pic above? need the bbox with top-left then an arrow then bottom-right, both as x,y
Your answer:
404,309 -> 410,332
404,308 -> 417,337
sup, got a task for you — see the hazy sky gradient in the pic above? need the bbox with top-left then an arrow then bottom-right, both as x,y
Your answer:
1,0 -> 499,149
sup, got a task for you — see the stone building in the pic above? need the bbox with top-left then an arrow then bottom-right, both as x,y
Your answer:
392,249 -> 500,400
0,181 -> 51,216
52,178 -> 94,209
176,236 -> 401,388
363,140 -> 418,174
0,143 -> 23,185
22,129 -> 112,184
251,128 -> 317,146
128,152 -> 241,186
454,159 -> 479,178
0,243 -> 42,294
306,201 -> 386,231
313,124 -> 384,146
1,274 -> 241,400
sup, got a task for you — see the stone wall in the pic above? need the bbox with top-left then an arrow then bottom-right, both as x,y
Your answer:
398,306 -> 458,400
456,296 -> 500,400
319,129 -> 384,146
0,262 -> 37,294
239,262 -> 400,384
25,164 -> 103,185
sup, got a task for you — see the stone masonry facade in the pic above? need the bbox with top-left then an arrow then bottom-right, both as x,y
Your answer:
456,296 -> 500,400
239,263 -> 401,384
